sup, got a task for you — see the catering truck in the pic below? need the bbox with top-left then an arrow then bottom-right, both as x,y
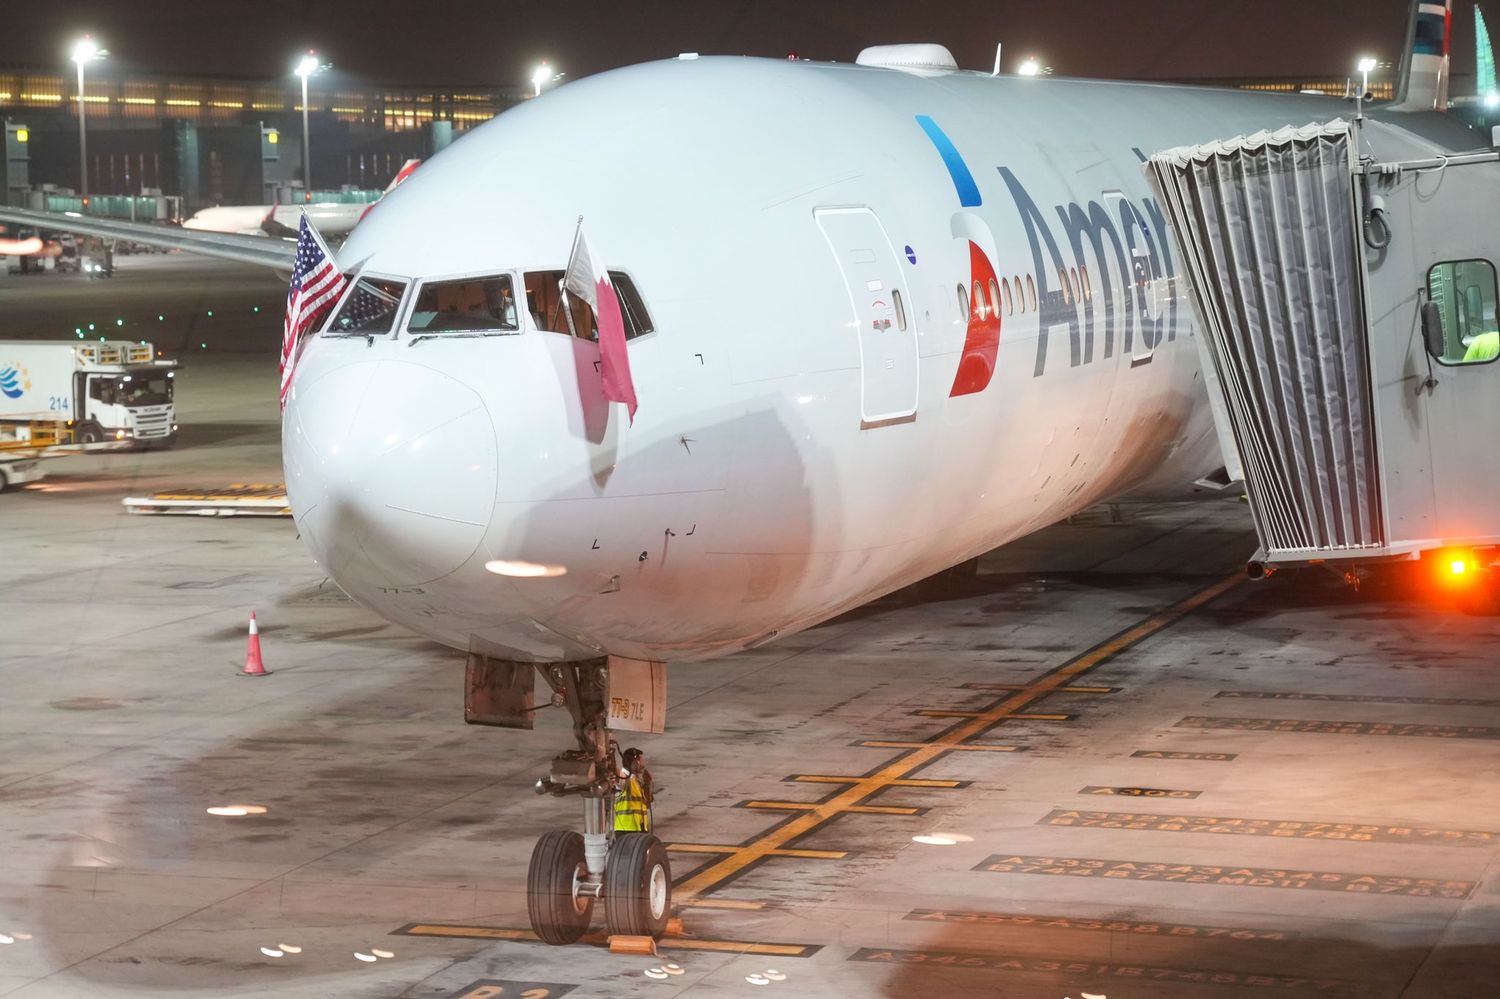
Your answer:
0,340 -> 178,449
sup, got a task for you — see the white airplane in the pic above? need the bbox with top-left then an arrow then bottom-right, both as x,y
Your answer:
0,0 -> 1476,946
180,158 -> 420,237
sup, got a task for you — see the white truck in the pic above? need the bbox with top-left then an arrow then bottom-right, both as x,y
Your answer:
1,340 -> 178,450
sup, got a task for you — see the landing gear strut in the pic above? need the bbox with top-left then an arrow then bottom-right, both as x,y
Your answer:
526,660 -> 671,944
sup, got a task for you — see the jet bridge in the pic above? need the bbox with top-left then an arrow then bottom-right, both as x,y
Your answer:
1145,119 -> 1500,580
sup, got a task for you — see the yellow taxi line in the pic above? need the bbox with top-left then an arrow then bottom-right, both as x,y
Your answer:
673,574 -> 1242,903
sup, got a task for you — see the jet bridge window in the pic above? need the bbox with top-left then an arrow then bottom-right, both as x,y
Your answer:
523,269 -> 654,340
1426,260 -> 1499,365
406,275 -> 520,335
326,276 -> 408,336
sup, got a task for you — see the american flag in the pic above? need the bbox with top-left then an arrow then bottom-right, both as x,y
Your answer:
279,214 -> 347,409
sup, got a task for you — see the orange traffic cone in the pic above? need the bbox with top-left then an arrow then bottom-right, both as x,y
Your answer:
240,612 -> 271,677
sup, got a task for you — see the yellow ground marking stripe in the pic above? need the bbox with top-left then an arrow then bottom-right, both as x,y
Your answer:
396,923 -> 814,956
915,710 -> 1073,721
667,938 -> 816,956
400,924 -> 530,941
675,574 -> 1241,903
744,800 -> 921,816
859,740 -> 1018,751
964,683 -> 1119,694
667,842 -> 849,859
791,774 -> 964,788
676,898 -> 768,911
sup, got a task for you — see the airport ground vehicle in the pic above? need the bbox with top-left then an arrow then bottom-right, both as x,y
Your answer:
0,454 -> 44,492
0,340 -> 178,449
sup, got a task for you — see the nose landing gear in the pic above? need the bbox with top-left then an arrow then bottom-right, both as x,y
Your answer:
526,660 -> 671,944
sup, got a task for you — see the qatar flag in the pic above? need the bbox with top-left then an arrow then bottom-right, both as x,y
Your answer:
563,222 -> 638,424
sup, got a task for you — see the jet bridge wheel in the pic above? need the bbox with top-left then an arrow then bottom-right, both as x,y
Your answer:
527,829 -> 594,944
604,833 -> 672,938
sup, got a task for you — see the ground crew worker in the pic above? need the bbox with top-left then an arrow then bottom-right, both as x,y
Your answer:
614,747 -> 654,833
1463,330 -> 1499,363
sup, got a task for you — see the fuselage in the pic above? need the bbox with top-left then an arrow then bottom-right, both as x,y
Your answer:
281,56 -> 1476,664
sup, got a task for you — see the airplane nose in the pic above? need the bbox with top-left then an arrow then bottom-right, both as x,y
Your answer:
285,359 -> 497,589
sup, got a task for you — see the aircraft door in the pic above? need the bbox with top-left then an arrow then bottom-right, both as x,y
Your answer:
814,207 -> 919,426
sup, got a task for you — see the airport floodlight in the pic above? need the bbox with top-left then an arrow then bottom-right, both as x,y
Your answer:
1486,92 -> 1500,109
293,51 -> 326,201
1018,58 -> 1041,77
532,62 -> 553,97
71,35 -> 106,202
71,37 -> 100,64
1357,56 -> 1378,97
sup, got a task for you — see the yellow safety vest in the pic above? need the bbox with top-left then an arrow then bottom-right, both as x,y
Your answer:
1464,331 -> 1500,363
614,774 -> 651,832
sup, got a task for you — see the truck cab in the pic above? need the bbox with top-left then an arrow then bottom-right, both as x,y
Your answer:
74,343 -> 177,447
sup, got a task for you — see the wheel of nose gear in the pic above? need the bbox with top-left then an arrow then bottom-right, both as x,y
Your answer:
604,833 -> 672,938
527,829 -> 593,944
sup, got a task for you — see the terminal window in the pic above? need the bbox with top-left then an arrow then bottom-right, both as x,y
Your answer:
1427,259 -> 1499,365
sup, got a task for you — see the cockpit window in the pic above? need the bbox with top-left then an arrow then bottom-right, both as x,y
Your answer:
406,274 -> 520,335
325,276 -> 407,336
612,272 -> 654,338
525,270 -> 593,337
522,269 -> 654,341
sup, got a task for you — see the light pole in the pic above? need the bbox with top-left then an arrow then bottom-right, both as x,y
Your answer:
532,62 -> 552,97
294,51 -> 322,202
72,35 -> 105,202
1017,57 -> 1042,77
1357,56 -> 1378,98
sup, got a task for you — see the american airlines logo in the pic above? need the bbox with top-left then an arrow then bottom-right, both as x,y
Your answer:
999,164 -> 1181,377
917,115 -> 1181,380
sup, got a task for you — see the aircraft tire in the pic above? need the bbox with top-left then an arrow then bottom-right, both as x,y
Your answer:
526,829 -> 593,945
604,833 -> 671,938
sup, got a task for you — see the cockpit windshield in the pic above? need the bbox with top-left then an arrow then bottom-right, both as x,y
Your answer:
326,276 -> 408,336
406,275 -> 520,335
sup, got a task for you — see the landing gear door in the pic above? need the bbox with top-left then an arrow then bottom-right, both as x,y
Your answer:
814,207 -> 919,426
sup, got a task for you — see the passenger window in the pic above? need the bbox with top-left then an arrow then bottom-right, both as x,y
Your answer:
326,276 -> 407,336
1001,277 -> 1012,316
406,275 -> 519,335
1070,267 -> 1082,302
987,279 -> 1000,322
1059,268 -> 1072,305
892,288 -> 907,331
1016,275 -> 1027,313
1426,260 -> 1499,364
957,283 -> 969,320
1026,274 -> 1037,313
1079,265 -> 1092,301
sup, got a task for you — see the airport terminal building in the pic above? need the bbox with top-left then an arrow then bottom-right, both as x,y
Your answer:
0,63 -> 523,212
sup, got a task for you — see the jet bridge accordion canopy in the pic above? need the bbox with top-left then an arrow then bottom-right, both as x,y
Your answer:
1145,121 -> 1383,560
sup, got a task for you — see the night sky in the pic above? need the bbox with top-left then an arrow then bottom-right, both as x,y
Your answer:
0,0 -> 1447,89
